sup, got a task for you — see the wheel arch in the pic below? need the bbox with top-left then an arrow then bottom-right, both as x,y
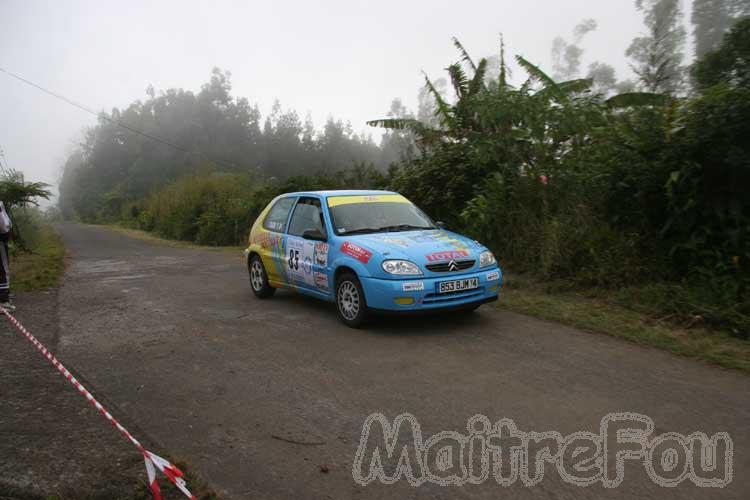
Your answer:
331,255 -> 372,284
246,250 -> 261,268
334,265 -> 358,286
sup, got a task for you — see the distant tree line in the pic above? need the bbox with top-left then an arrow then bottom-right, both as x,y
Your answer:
58,69 -> 406,221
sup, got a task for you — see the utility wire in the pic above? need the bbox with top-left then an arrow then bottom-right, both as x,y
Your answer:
0,66 -> 237,169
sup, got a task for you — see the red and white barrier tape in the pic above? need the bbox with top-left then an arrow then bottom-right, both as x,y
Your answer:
0,306 -> 196,500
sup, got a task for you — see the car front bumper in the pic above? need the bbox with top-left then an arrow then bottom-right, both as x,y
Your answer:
360,267 -> 502,311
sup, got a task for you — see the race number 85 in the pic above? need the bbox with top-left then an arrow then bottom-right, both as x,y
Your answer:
288,249 -> 300,270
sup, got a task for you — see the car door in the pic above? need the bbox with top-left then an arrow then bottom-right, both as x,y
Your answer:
259,196 -> 296,285
285,197 -> 331,295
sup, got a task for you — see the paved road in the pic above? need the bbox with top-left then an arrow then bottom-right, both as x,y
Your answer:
55,223 -> 748,499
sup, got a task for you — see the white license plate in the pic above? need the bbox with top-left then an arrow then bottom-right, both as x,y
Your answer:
438,278 -> 479,294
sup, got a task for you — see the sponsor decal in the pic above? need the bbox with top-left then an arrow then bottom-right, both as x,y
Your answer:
252,230 -> 282,250
314,271 -> 329,291
287,236 -> 315,286
376,235 -> 411,248
314,242 -> 329,266
426,249 -> 470,262
409,233 -> 441,243
409,231 -> 470,250
486,271 -> 500,281
402,281 -> 425,292
252,231 -> 286,282
341,241 -> 373,264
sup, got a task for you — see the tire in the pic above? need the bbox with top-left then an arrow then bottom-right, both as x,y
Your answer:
248,255 -> 275,298
336,272 -> 369,328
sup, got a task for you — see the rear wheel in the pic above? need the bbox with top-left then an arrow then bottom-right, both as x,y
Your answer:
249,255 -> 275,298
336,272 -> 369,328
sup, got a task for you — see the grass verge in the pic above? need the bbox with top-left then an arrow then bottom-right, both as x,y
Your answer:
498,275 -> 750,374
103,224 -> 244,254
13,224 -> 65,292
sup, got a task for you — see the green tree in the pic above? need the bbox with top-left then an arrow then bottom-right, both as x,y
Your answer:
692,18 -> 750,89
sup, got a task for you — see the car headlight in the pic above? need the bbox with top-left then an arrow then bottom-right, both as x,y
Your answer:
382,260 -> 422,275
479,250 -> 496,268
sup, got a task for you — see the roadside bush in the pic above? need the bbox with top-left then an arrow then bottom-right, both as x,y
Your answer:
130,165 -> 387,246
8,206 -> 46,256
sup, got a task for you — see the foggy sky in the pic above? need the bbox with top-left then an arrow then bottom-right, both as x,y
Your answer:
1,0 -> 665,200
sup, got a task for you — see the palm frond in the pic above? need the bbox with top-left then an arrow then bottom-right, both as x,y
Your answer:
422,73 -> 454,127
557,78 -> 594,94
447,62 -> 469,99
367,117 -> 445,147
0,169 -> 52,207
366,117 -> 438,136
452,37 -> 477,72
515,55 -> 566,102
468,58 -> 488,96
366,118 -> 419,130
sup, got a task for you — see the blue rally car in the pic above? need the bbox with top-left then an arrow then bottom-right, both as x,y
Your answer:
245,190 -> 502,327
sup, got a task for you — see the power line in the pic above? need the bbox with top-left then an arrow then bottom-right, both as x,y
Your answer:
0,66 -> 237,169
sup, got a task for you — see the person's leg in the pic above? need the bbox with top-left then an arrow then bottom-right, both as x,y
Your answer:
0,237 -> 10,304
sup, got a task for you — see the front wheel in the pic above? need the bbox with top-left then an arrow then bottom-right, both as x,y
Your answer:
336,273 -> 369,328
249,255 -> 275,298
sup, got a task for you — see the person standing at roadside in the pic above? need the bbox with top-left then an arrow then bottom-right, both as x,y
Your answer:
0,201 -> 14,311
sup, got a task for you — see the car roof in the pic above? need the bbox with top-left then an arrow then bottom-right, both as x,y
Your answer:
281,189 -> 398,198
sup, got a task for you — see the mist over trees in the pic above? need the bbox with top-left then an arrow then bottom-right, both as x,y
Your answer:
551,18 -> 598,81
58,69 -> 388,221
626,0 -> 687,93
693,0 -> 750,58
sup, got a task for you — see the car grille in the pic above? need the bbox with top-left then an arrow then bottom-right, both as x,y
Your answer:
425,259 -> 476,273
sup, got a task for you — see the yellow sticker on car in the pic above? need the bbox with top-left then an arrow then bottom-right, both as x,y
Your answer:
326,194 -> 410,207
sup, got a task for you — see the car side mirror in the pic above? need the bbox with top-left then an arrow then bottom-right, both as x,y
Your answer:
302,228 -> 326,241
436,221 -> 446,229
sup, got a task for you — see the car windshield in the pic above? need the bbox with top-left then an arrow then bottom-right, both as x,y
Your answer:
328,197 -> 435,236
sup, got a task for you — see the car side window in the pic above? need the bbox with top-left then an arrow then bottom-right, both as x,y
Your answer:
263,197 -> 296,233
287,197 -> 327,239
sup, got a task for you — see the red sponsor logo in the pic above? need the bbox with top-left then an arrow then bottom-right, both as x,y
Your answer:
341,241 -> 373,264
426,249 -> 470,262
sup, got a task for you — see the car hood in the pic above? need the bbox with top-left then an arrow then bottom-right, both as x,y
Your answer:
344,229 -> 486,266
